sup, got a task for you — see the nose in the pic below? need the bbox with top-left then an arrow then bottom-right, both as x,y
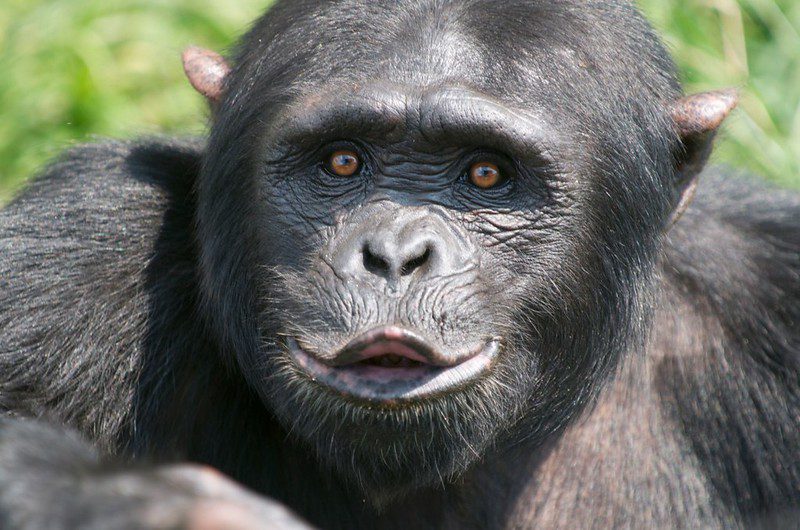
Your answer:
362,232 -> 433,280
332,209 -> 469,286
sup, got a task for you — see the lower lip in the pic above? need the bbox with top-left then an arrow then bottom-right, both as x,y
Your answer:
286,338 -> 500,402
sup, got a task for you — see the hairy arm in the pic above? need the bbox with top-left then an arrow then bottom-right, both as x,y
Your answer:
0,417 -> 310,529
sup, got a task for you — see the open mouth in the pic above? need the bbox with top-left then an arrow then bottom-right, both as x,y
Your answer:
287,326 -> 501,402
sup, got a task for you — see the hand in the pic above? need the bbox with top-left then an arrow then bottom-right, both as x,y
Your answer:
149,465 -> 312,530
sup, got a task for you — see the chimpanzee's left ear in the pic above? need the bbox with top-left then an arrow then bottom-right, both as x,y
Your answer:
668,89 -> 739,225
182,46 -> 231,106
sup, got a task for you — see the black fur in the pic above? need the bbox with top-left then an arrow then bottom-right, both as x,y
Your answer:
0,1 -> 798,528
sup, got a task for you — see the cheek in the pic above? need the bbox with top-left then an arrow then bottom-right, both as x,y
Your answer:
266,183 -> 332,228
259,164 -> 372,240
462,210 -> 546,269
257,175 -> 340,258
461,209 -> 586,304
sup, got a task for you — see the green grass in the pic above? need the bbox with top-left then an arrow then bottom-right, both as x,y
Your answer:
0,0 -> 798,201
641,0 -> 800,188
0,0 -> 271,201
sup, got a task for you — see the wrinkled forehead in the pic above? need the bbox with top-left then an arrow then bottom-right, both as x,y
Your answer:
255,10 -> 593,151
232,0 -> 677,166
247,0 -> 602,115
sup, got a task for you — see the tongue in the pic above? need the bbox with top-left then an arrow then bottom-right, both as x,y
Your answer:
356,341 -> 431,364
365,354 -> 422,368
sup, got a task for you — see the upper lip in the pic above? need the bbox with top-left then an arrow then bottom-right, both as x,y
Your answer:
320,326 -> 481,368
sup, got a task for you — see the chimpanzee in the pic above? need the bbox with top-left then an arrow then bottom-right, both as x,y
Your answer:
0,0 -> 798,528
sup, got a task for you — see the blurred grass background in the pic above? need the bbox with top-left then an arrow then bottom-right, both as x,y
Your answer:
0,0 -> 798,202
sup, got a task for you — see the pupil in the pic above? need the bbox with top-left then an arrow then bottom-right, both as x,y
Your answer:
329,151 -> 359,175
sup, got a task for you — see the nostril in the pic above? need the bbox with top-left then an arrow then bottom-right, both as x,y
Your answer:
400,247 -> 431,277
363,245 -> 391,276
361,240 -> 434,279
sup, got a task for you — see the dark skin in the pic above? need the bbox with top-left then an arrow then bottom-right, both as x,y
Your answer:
1,1 -> 799,529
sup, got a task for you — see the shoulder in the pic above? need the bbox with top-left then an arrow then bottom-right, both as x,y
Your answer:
664,167 -> 800,315
4,138 -> 203,225
0,138 -> 203,283
661,166 -> 800,369
1,137 -> 204,302
686,167 -> 800,236
654,167 -> 800,514
0,139 -> 205,435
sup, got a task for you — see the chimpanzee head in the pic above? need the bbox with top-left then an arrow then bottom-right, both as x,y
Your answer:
185,0 -> 736,501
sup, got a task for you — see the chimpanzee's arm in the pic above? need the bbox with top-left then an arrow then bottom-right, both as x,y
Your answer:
0,416 -> 310,529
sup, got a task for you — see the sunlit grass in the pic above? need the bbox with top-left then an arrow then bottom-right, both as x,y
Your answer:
0,0 -> 797,201
0,0 -> 271,201
641,0 -> 800,188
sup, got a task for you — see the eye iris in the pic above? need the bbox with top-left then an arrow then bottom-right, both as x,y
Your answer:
329,150 -> 360,176
470,162 -> 501,189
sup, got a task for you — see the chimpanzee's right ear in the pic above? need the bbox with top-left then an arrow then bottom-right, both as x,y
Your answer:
182,47 -> 231,106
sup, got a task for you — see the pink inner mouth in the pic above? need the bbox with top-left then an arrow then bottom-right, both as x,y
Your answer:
286,327 -> 501,402
355,341 -> 430,367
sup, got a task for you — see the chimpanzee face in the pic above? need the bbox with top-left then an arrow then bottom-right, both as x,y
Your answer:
259,84 -> 574,399
246,83 -> 648,497
196,0 -> 685,499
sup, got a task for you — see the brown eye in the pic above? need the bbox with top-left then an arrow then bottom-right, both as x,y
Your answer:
469,162 -> 502,189
327,150 -> 361,177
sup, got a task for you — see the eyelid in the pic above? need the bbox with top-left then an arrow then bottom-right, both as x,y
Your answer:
322,140 -> 369,158
465,152 -> 515,180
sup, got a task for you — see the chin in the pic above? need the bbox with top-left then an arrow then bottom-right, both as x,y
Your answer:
257,326 -> 538,502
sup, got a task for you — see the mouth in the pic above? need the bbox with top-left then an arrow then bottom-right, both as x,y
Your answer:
286,326 -> 501,402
